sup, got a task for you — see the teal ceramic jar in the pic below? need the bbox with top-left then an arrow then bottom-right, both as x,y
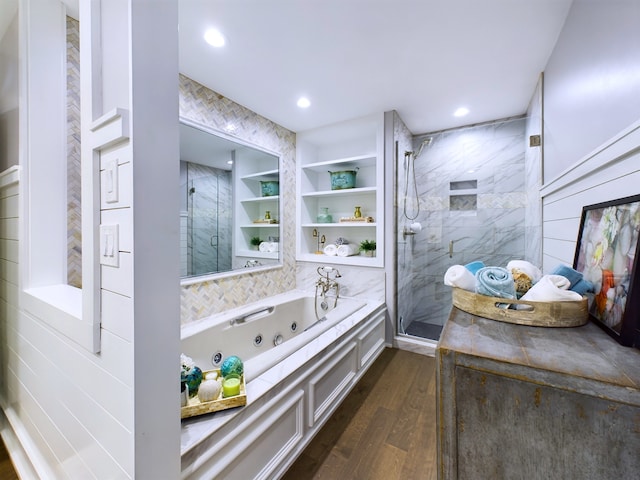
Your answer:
328,169 -> 357,190
260,181 -> 279,197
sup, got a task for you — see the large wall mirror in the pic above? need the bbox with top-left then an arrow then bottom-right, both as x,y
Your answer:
179,120 -> 282,280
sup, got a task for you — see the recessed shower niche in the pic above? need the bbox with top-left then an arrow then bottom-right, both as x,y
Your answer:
449,180 -> 478,211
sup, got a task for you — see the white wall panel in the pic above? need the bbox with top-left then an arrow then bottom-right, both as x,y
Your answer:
101,288 -> 133,343
100,161 -> 132,210
543,0 -> 640,181
0,238 -> 19,262
101,208 -> 132,253
542,123 -> 640,273
543,218 -> 580,242
101,252 -> 133,297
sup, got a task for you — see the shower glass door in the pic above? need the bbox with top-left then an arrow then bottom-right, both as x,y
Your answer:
397,118 -> 528,341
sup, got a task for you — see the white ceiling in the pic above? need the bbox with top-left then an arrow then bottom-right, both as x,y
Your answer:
179,0 -> 574,135
17,1 -> 574,137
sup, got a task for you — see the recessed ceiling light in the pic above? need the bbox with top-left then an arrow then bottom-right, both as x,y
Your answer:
454,107 -> 469,117
297,97 -> 311,108
227,160 -> 234,165
204,28 -> 225,47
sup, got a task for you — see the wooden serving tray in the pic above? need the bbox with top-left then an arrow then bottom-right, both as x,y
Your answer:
339,216 -> 374,223
181,369 -> 247,419
451,288 -> 589,327
253,219 -> 278,224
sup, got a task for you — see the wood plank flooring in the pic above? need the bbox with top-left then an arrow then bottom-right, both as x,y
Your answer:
0,348 -> 436,480
282,348 -> 437,480
0,437 -> 18,480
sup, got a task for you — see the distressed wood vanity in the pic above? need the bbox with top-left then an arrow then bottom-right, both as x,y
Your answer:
436,307 -> 640,480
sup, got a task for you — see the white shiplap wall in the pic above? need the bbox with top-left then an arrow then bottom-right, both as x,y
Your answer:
0,1 -> 180,478
541,121 -> 640,272
1,166 -> 134,479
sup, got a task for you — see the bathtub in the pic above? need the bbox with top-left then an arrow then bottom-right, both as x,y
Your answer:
181,289 -> 367,381
180,289 -> 387,479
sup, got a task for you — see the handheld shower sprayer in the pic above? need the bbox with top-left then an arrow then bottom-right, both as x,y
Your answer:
403,137 -> 432,229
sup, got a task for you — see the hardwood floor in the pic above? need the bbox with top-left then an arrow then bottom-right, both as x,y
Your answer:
282,348 -> 438,480
0,437 -> 18,480
0,349 -> 436,480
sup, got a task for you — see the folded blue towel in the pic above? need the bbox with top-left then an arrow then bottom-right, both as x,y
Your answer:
551,265 -> 594,294
571,278 -> 595,295
475,267 -> 517,299
465,261 -> 485,275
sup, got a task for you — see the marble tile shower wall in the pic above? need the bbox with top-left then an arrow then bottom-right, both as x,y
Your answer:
524,78 -> 543,266
406,118 -> 527,327
179,75 -> 296,324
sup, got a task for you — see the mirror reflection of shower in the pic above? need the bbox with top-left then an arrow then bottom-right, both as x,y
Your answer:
402,137 -> 432,238
185,162 -> 232,276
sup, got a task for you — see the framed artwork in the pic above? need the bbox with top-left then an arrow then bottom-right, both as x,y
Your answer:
573,194 -> 640,347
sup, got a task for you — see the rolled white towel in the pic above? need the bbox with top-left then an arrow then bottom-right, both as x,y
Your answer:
520,274 -> 582,302
323,244 -> 337,256
506,260 -> 543,283
258,242 -> 269,252
267,242 -> 279,252
336,244 -> 360,257
444,265 -> 476,292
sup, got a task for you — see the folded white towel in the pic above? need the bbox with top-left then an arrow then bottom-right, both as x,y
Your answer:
337,244 -> 360,257
267,242 -> 279,252
258,242 -> 269,252
444,265 -> 476,292
506,260 -> 543,283
520,274 -> 583,302
323,244 -> 337,256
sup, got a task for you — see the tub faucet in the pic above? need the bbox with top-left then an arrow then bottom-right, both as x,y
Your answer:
316,266 -> 341,300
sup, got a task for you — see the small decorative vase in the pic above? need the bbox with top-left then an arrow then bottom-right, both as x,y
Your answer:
317,207 -> 333,223
264,210 -> 271,220
181,366 -> 203,397
354,206 -> 362,218
363,250 -> 375,257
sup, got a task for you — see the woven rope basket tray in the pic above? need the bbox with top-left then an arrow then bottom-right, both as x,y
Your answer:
451,288 -> 589,327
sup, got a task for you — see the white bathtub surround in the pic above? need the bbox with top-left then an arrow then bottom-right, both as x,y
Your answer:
180,291 -> 386,479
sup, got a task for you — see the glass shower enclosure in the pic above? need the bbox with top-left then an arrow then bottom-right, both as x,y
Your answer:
396,117 -> 528,341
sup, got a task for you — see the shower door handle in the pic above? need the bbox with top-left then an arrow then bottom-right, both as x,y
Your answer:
210,235 -> 218,247
449,240 -> 454,258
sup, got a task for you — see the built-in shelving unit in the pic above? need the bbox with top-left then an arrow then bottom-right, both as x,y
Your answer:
233,158 -> 281,267
296,113 -> 384,267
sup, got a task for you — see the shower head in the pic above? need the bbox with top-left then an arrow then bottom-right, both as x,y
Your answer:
405,137 -> 433,160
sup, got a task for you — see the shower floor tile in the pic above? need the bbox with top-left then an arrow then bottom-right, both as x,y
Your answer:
405,321 -> 443,340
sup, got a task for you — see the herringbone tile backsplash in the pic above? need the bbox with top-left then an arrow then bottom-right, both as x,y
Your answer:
67,16 -> 82,288
179,75 -> 297,324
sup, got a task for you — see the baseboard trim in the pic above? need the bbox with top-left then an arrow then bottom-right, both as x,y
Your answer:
393,335 -> 437,357
0,406 -> 51,480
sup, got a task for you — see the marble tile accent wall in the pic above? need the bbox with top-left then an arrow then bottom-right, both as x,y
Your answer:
401,118 -> 527,329
295,263 -> 385,301
67,16 -> 81,288
524,77 -> 543,266
179,75 -> 296,324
